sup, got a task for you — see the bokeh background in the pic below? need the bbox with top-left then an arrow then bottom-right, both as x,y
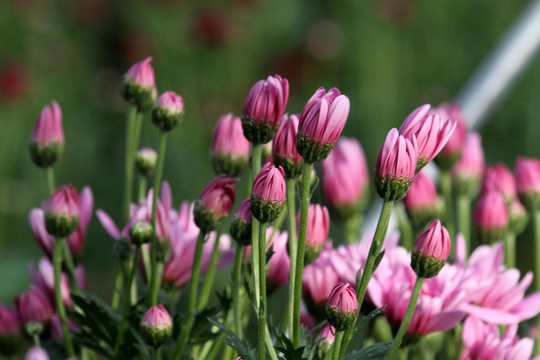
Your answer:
1,0 -> 540,302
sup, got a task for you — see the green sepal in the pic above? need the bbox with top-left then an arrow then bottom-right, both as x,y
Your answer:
230,217 -> 252,246
476,225 -> 507,244
151,106 -> 184,132
273,155 -> 303,179
434,151 -> 461,172
519,191 -> 540,213
29,142 -> 64,168
121,80 -> 156,113
296,136 -> 335,164
410,252 -> 445,278
250,196 -> 285,223
193,200 -> 226,233
211,153 -> 248,177
241,117 -> 276,145
326,305 -> 358,331
375,175 -> 412,202
45,212 -> 79,238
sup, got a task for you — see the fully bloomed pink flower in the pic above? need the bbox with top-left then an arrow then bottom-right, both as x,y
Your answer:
29,100 -> 64,168
452,132 -> 485,197
375,128 -> 417,201
211,113 -> 250,176
402,170 -> 440,228
456,239 -> 540,325
399,104 -> 456,171
297,204 -> 330,263
482,163 -> 516,203
515,157 -> 540,211
473,190 -> 508,244
297,87 -> 350,163
460,317 -> 539,360
272,114 -> 303,178
321,137 -> 369,218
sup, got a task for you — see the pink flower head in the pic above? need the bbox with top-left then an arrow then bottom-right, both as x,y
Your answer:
432,103 -> 467,170
0,305 -> 20,336
241,75 -> 289,144
297,204 -> 330,263
460,317 -> 536,360
326,282 -> 358,331
157,91 -> 184,114
515,157 -> 540,212
251,163 -> 286,223
29,257 -> 73,308
266,228 -> 290,292
135,147 -> 158,177
402,170 -> 439,227
43,185 -> 80,238
25,346 -> 50,360
30,100 -> 64,147
297,87 -> 350,163
399,104 -> 456,171
473,189 -> 509,244
411,220 -> 450,278
375,128 -> 418,201
211,113 -> 250,177
272,114 -> 303,178
140,305 -> 174,347
194,175 -> 238,233
452,132 -> 485,197
15,285 -> 54,325
482,163 -> 516,203
124,56 -> 156,89
321,137 -> 369,218
152,91 -> 185,132
230,198 -> 252,246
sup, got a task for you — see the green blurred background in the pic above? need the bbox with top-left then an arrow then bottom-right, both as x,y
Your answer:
1,0 -> 540,302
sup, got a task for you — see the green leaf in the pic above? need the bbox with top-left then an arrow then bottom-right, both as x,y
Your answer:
275,333 -> 306,360
356,305 -> 386,334
207,317 -> 257,360
372,250 -> 385,273
344,342 -> 391,360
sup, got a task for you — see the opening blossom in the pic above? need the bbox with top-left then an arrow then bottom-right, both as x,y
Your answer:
210,113 -> 250,177
194,175 -> 238,233
29,100 -> 64,168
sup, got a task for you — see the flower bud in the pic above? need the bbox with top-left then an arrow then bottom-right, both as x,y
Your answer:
25,346 -> 50,360
251,163 -> 286,223
230,198 -> 252,246
321,137 -> 369,220
15,285 -> 53,326
399,104 -> 456,172
433,104 -> 467,171
121,57 -> 158,112
43,185 -> 80,238
473,190 -> 509,244
152,91 -> 184,132
211,113 -> 250,176
297,204 -> 330,264
451,132 -> 485,198
0,306 -> 22,357
241,75 -> 289,144
410,220 -> 450,278
482,163 -> 516,204
194,175 -> 238,233
272,114 -> 303,178
403,171 -> 442,228
29,101 -> 64,168
130,221 -> 154,245
135,147 -> 157,178
325,282 -> 358,331
297,87 -> 350,163
375,128 -> 417,201
140,305 -> 173,347
515,157 -> 540,212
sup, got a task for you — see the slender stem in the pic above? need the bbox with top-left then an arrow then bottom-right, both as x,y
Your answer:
340,200 -> 394,357
385,277 -> 425,360
232,245 -> 244,339
457,195 -> 471,255
505,232 -> 516,268
173,232 -> 206,359
292,162 -> 313,347
440,171 -> 455,241
138,177 -> 148,203
54,239 -> 75,357
265,323 -> 279,360
286,178 -> 298,334
111,271 -> 123,310
258,222 -> 268,360
44,167 -> 56,196
32,334 -> 40,347
534,211 -> 540,356
251,144 -> 263,309
113,246 -> 141,357
331,331 -> 344,360
149,131 -> 168,306
62,243 -> 79,291
123,106 -> 138,223
198,228 -> 223,310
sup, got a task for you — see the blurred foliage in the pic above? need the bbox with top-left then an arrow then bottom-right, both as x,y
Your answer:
0,0 -> 539,302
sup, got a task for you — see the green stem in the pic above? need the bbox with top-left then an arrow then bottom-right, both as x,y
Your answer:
440,171 -> 455,242
258,222 -> 268,360
385,277 -> 425,360
534,211 -> 540,356
111,271 -> 123,310
173,232 -> 206,359
138,177 -> 148,203
123,105 -> 138,223
292,162 -> 314,347
505,232 -> 516,269
149,131 -> 168,306
198,228 -> 223,310
345,212 -> 361,245
32,334 -> 40,347
44,167 -> 55,196
251,144 -> 263,309
340,200 -> 394,357
286,178 -> 298,334
265,324 -> 279,360
113,246 -> 141,358
331,331 -> 344,360
54,239 -> 75,357
457,195 -> 471,255
232,245 -> 244,339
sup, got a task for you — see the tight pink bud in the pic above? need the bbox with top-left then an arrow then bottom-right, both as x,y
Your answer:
452,132 -> 485,198
375,128 -> 417,201
211,113 -> 250,176
140,305 -> 173,347
411,220 -> 450,278
297,87 -> 350,163
29,101 -> 64,168
121,56 -> 158,111
194,175 -> 238,233
15,285 -> 54,325
325,282 -> 358,331
482,163 -> 516,203
399,104 -> 456,171
474,190 -> 508,244
241,75 -> 289,144
433,103 -> 467,171
135,147 -> 158,178
403,171 -> 441,228
515,157 -> 540,212
272,114 -> 303,178
152,91 -> 185,132
251,163 -> 286,223
297,204 -> 330,264
43,185 -> 80,238
230,198 -> 252,246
